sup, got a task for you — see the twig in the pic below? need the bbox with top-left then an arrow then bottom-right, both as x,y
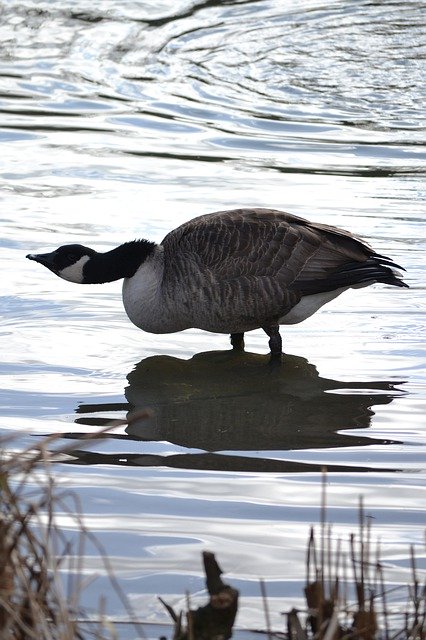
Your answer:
260,578 -> 273,640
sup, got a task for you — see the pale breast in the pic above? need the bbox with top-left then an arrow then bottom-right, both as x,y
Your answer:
122,247 -> 188,334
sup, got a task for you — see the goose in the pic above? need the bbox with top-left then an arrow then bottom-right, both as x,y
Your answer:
26,208 -> 407,362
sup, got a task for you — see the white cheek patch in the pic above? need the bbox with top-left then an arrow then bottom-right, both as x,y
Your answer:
58,256 -> 90,283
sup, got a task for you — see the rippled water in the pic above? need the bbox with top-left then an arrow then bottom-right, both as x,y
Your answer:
1,0 -> 425,634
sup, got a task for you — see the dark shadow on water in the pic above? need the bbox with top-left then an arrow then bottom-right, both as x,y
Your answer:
62,350 -> 404,473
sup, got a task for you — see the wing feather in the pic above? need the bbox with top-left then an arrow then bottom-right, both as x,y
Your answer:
160,208 -> 393,331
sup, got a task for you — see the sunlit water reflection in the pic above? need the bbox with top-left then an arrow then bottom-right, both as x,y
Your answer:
1,0 -> 425,632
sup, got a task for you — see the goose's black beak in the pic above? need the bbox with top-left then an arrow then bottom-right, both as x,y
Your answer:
26,251 -> 57,272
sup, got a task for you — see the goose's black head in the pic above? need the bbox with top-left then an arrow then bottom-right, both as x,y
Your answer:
26,244 -> 96,283
27,239 -> 157,284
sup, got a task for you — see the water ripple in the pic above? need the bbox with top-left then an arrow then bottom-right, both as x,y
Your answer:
1,0 -> 424,176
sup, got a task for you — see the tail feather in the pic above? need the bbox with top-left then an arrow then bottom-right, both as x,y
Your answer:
372,253 -> 407,272
293,255 -> 408,295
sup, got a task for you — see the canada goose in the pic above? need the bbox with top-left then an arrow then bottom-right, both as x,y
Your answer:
26,208 -> 407,361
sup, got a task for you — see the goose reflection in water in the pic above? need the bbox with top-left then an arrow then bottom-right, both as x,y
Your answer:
67,350 -> 403,473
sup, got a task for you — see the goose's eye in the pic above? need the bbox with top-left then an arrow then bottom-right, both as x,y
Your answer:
67,253 -> 79,262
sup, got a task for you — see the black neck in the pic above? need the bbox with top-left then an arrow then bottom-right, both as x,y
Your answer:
83,240 -> 157,283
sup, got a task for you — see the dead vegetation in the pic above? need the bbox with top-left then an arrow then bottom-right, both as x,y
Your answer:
0,429 -> 146,639
1,431 -> 424,640
159,551 -> 239,640
287,475 -> 426,640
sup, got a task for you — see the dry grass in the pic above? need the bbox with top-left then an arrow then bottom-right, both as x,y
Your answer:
0,428 -> 146,640
286,474 -> 425,640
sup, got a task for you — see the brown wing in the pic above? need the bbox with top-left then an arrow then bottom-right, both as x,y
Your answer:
160,208 -> 378,330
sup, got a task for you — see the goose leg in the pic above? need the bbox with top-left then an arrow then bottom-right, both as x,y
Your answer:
262,325 -> 282,363
230,332 -> 245,351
